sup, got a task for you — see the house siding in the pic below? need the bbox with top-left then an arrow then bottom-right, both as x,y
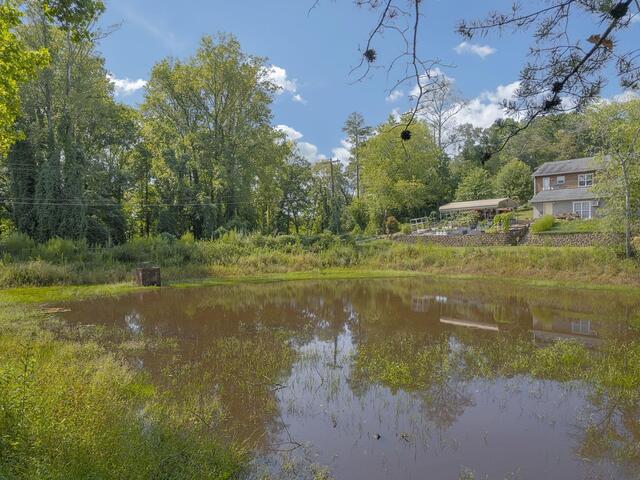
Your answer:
534,171 -> 596,194
532,199 -> 604,219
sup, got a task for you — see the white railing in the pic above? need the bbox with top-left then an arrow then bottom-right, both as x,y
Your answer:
410,216 -> 431,233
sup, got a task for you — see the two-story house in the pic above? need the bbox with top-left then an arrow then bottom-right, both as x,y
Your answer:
530,157 -> 603,219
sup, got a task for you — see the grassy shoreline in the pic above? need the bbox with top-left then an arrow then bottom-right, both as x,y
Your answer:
1,234 -> 639,295
3,265 -> 640,307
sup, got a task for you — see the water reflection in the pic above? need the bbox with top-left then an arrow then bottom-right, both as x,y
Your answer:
61,279 -> 640,480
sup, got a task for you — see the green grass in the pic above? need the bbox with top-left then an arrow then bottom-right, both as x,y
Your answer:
1,233 -> 638,292
546,218 -> 604,234
531,214 -> 555,233
514,207 -> 533,221
0,303 -> 245,480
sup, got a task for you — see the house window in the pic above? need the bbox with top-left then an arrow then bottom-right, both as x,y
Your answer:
556,175 -> 565,185
573,201 -> 592,219
542,177 -> 551,191
578,173 -> 593,187
571,320 -> 592,336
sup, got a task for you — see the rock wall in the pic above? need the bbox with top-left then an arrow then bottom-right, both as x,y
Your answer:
396,232 -> 519,247
394,229 -> 620,248
521,232 -> 623,247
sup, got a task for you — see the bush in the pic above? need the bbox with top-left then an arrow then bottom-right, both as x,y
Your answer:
400,223 -> 412,235
487,212 -> 515,233
38,237 -> 87,263
0,232 -> 36,258
0,260 -> 70,287
385,216 -> 400,234
347,199 -> 369,231
453,211 -> 481,228
531,215 -> 555,233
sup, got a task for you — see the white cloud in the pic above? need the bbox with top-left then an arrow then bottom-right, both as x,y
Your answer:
264,65 -> 297,93
107,74 -> 147,96
455,81 -> 520,129
275,124 -> 326,162
390,107 -> 402,122
275,124 -> 303,141
410,68 -> 455,98
332,139 -> 352,164
612,90 -> 640,102
386,89 -> 404,102
292,93 -> 307,104
113,3 -> 184,53
263,65 -> 306,104
297,142 -> 326,162
454,41 -> 497,59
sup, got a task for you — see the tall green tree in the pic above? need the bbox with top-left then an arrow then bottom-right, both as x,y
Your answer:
455,167 -> 494,201
588,100 -> 640,257
276,153 -> 312,234
141,34 -> 285,238
0,1 -> 48,156
7,0 -> 113,242
307,158 -> 349,234
495,159 -> 533,204
359,118 -> 448,228
342,112 -> 371,198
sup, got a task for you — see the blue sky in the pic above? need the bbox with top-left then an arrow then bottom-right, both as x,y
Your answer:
99,0 -> 639,162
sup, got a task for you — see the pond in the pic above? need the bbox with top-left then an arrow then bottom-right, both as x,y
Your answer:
60,278 -> 640,480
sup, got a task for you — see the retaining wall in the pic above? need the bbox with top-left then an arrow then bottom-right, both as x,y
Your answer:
395,229 -> 620,248
521,232 -> 623,247
396,231 -> 520,247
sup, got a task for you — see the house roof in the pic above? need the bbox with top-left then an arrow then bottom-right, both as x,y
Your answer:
532,157 -> 602,177
439,198 -> 517,213
531,188 -> 599,203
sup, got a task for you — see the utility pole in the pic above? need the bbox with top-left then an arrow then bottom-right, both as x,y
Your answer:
328,158 -> 339,234
354,136 -> 360,199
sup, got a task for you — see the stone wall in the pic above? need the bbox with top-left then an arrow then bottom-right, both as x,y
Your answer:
521,231 -> 622,247
394,229 -> 620,248
396,231 -> 520,247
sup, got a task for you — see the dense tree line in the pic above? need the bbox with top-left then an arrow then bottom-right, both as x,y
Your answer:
1,0 -> 638,245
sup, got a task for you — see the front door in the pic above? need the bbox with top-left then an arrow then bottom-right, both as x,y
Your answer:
543,202 -> 553,215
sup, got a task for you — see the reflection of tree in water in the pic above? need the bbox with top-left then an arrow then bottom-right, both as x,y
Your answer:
577,397 -> 640,476
350,333 -> 474,430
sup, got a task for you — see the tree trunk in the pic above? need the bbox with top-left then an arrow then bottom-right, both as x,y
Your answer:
621,157 -> 632,258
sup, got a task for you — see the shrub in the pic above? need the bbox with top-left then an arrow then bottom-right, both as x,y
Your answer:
38,237 -> 87,263
347,199 -> 369,231
487,212 -> 515,233
531,215 -> 555,233
0,260 -> 70,287
400,223 -> 412,235
385,216 -> 400,234
0,232 -> 36,259
453,211 -> 481,228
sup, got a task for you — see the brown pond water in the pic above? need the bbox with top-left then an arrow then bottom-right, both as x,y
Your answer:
60,278 -> 640,480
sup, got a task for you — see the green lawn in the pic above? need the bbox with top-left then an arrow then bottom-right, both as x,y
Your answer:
547,218 -> 604,234
514,207 -> 533,221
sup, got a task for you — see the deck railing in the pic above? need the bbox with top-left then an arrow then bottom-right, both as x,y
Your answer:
409,216 -> 431,233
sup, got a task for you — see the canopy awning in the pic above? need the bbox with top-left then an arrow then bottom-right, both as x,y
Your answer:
438,198 -> 517,213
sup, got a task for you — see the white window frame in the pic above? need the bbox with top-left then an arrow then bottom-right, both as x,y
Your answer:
578,173 -> 593,187
571,320 -> 592,336
542,177 -> 551,191
573,201 -> 592,219
556,175 -> 565,186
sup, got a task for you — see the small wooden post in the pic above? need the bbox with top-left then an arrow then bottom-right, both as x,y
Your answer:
133,263 -> 161,286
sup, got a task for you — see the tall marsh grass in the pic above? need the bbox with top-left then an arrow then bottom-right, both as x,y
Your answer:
0,307 -> 243,480
0,231 -> 638,288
